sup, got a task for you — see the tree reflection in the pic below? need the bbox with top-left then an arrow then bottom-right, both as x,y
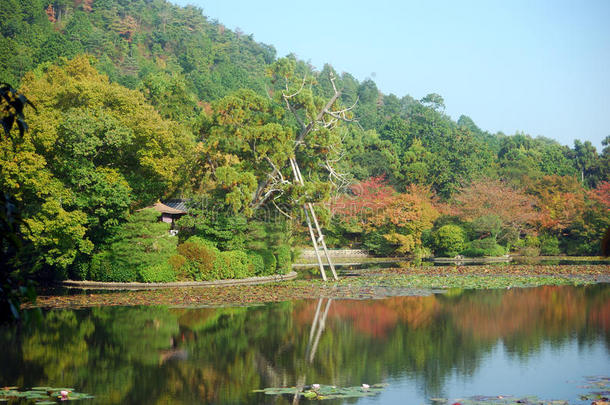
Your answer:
0,285 -> 607,404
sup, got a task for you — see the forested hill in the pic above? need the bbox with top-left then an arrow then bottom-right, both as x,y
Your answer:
1,0 -> 609,284
2,0 -> 607,195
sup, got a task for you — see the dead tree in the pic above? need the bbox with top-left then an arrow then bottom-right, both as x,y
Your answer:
277,71 -> 357,281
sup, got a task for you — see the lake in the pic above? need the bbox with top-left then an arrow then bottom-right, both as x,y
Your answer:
1,284 -> 608,404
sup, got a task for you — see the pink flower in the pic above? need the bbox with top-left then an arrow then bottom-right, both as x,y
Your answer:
362,384 -> 370,390
59,390 -> 69,401
312,384 -> 320,390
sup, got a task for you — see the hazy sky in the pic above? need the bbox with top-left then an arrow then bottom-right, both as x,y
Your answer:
172,0 -> 610,150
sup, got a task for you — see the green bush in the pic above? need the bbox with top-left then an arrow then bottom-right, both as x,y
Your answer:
513,235 -> 540,256
461,238 -> 506,257
540,235 -> 561,256
170,237 -> 290,281
519,246 -> 541,257
138,263 -> 176,283
276,245 -> 292,274
220,250 -> 251,279
69,261 -> 90,280
252,250 -> 275,275
363,231 -> 396,256
87,209 -> 178,282
247,252 -> 266,275
433,225 -> 466,257
89,251 -> 112,281
176,238 -> 220,280
89,251 -> 139,282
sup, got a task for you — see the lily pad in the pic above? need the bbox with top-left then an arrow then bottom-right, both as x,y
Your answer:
255,383 -> 388,400
0,387 -> 93,403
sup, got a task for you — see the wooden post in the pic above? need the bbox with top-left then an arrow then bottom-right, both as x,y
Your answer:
307,203 -> 338,281
291,157 -> 339,281
289,158 -> 327,281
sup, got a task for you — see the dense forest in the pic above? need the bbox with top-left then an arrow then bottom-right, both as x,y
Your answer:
1,0 -> 609,285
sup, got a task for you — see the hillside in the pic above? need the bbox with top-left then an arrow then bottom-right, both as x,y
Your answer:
0,0 -> 608,286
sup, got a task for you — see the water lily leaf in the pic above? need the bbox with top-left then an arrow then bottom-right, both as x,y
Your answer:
303,391 -> 317,399
25,392 -> 48,399
0,387 -> 92,402
255,384 -> 387,400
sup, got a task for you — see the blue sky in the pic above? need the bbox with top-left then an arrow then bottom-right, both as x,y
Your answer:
172,0 -> 610,150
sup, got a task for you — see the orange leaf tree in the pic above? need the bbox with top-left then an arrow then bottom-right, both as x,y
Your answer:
365,185 -> 439,255
452,178 -> 539,242
527,175 -> 586,235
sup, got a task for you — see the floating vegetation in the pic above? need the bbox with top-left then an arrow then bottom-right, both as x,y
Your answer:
579,376 -> 610,402
254,383 -> 388,400
23,264 -> 609,309
0,387 -> 93,403
429,395 -> 568,404
428,377 -> 610,405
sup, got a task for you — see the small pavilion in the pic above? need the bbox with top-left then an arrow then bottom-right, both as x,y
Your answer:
150,199 -> 188,226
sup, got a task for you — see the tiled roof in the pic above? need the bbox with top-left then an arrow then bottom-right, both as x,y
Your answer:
162,199 -> 189,212
151,201 -> 187,215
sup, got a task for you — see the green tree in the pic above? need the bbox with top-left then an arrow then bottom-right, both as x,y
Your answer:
433,224 -> 466,257
572,139 -> 598,186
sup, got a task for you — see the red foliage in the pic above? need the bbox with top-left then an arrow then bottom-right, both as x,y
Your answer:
590,181 -> 610,211
82,0 -> 93,12
331,176 -> 395,222
528,175 -> 586,233
113,15 -> 138,42
45,4 -> 56,23
452,178 -> 539,235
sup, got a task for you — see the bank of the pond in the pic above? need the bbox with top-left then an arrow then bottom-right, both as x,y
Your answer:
62,271 -> 298,290
25,264 -> 610,309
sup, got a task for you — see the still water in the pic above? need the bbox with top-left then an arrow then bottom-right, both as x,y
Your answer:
1,284 -> 608,404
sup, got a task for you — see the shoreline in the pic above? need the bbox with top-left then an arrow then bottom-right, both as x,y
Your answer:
61,271 -> 298,290
24,264 -> 610,310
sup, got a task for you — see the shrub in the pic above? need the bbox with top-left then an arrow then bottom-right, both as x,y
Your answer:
171,238 -> 286,281
210,250 -> 249,280
248,252 -> 266,276
276,245 -> 292,274
69,261 -> 90,280
363,231 -> 396,256
461,238 -> 506,257
176,238 -> 220,280
433,225 -> 466,257
460,247 -> 486,257
540,235 -> 561,256
220,250 -> 250,279
514,235 -> 540,256
89,251 -> 112,281
519,246 -> 541,257
168,254 -> 187,270
249,250 -> 275,275
89,251 -> 139,282
89,253 -> 139,282
138,263 -> 176,283
87,209 -> 178,282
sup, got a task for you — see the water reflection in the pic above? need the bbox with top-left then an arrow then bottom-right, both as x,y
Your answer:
0,285 -> 608,404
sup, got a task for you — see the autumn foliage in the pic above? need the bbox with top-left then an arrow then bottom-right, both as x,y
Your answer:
451,178 -> 539,238
331,175 -> 394,222
528,175 -> 586,233
589,180 -> 610,211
